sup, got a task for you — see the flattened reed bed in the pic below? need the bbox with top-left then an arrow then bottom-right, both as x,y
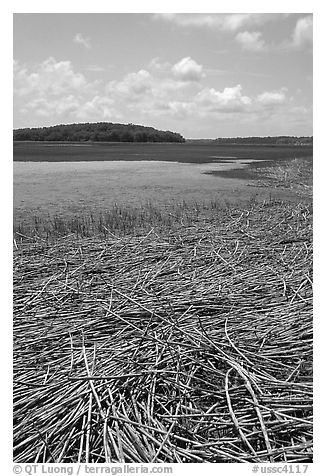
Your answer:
250,158 -> 313,198
13,200 -> 312,463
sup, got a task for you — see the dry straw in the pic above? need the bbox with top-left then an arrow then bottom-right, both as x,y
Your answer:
13,198 -> 312,463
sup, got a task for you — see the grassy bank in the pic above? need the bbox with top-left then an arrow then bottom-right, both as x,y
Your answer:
14,198 -> 259,241
13,159 -> 313,463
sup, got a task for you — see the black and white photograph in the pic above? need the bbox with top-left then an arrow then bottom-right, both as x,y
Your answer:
12,5 -> 313,469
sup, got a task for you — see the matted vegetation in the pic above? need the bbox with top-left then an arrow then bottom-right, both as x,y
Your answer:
250,158 -> 313,198
13,194 -> 312,462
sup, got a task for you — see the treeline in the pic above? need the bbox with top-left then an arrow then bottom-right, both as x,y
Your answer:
215,136 -> 313,146
13,122 -> 186,143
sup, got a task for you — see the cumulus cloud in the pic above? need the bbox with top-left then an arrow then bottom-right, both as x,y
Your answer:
235,31 -> 266,51
73,33 -> 91,49
14,55 -> 293,131
256,90 -> 287,106
106,69 -> 153,98
172,57 -> 205,82
76,96 -> 119,121
174,85 -> 288,119
165,101 -> 195,119
154,13 -> 286,32
155,14 -> 311,52
221,14 -> 268,32
14,57 -> 91,98
24,95 -> 80,117
196,85 -> 252,113
148,57 -> 172,72
13,57 -> 119,123
106,59 -> 202,107
292,15 -> 313,48
148,85 -> 289,126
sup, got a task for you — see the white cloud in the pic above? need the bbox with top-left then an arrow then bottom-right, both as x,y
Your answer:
24,95 -> 80,117
14,57 -> 91,98
14,56 -> 295,132
235,31 -> 266,51
166,85 -> 288,120
107,69 -> 153,99
222,14 -> 266,32
73,33 -> 91,49
13,58 -> 114,122
105,61 -> 200,107
154,13 -> 286,32
172,57 -> 205,82
76,96 -> 119,121
148,57 -> 172,72
165,101 -> 195,119
196,85 -> 252,113
155,14 -> 312,53
256,90 -> 287,106
292,16 -> 313,48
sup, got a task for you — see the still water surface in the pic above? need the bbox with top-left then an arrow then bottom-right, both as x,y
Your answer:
14,159 -> 255,218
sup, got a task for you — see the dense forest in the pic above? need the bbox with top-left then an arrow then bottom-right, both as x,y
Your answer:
13,122 -> 186,143
214,136 -> 313,146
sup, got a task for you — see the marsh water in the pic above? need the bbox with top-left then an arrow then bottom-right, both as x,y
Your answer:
13,142 -> 313,220
14,160 -> 254,217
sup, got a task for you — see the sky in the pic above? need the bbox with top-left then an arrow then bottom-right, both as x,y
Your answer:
13,13 -> 313,138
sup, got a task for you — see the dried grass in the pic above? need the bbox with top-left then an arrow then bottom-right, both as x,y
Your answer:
13,198 -> 312,463
251,158 -> 313,199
